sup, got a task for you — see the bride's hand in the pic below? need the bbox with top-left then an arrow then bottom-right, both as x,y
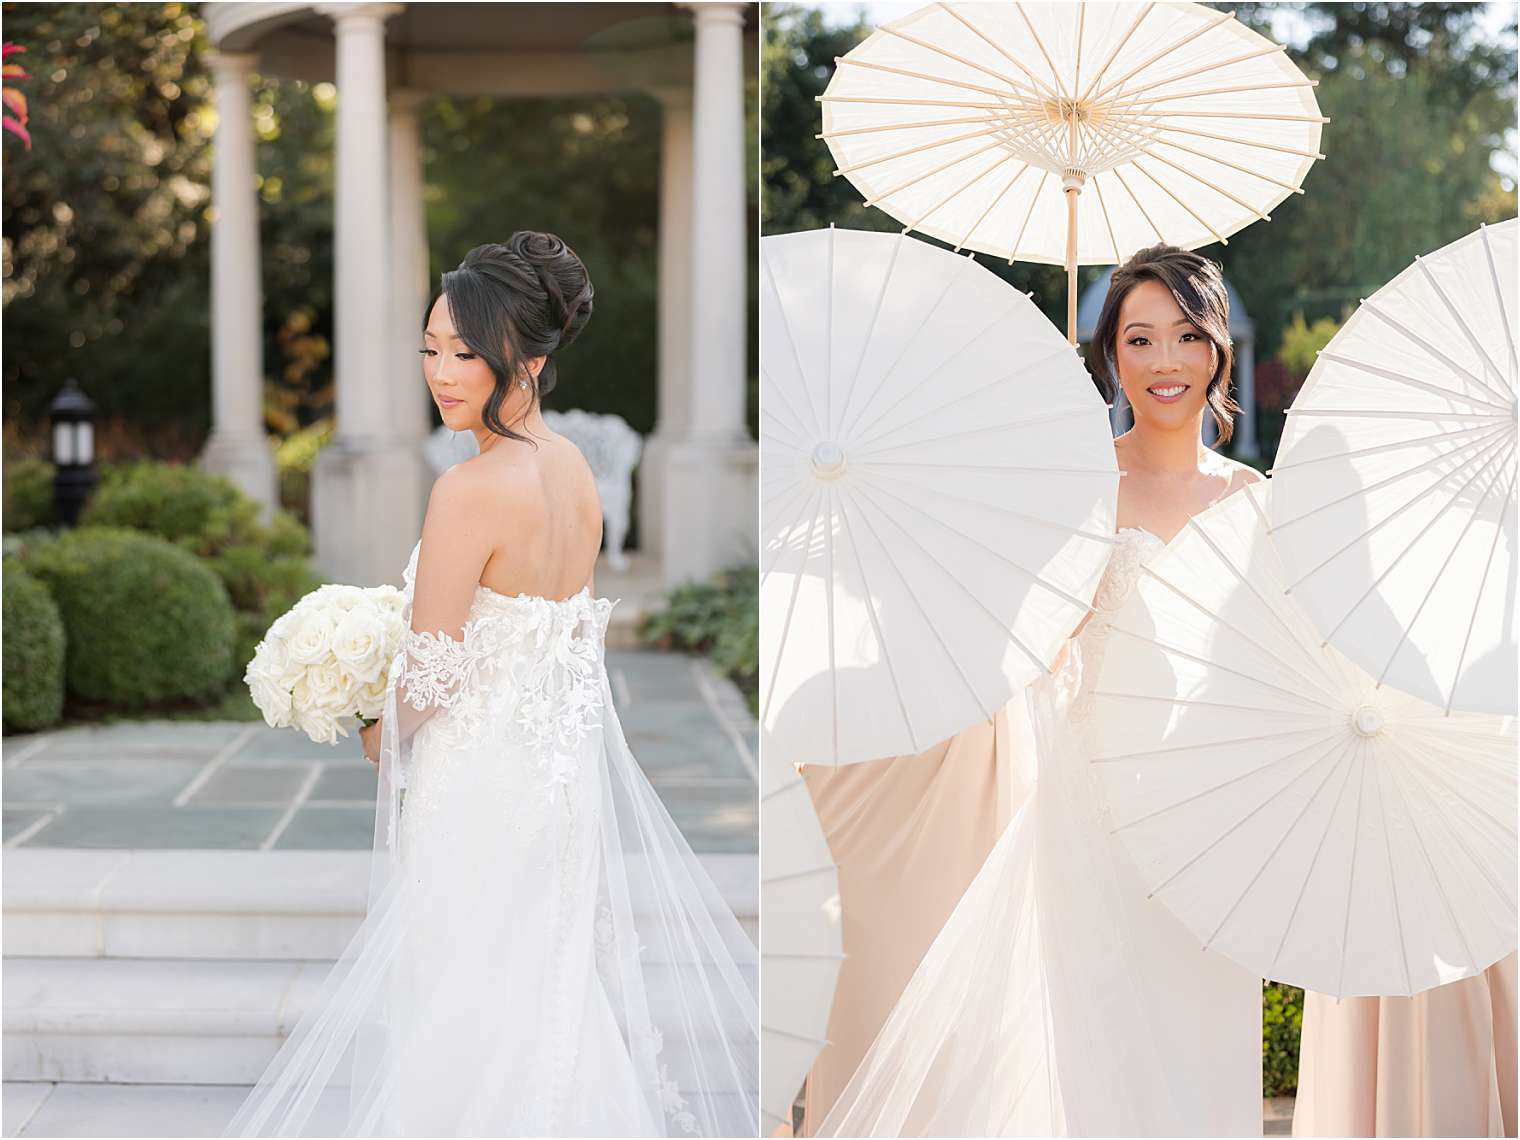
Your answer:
360,718 -> 383,766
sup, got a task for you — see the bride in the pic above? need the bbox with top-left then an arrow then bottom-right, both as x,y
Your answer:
226,233 -> 758,1137
816,245 -> 1265,1137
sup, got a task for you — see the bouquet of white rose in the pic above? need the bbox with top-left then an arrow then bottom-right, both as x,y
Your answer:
245,583 -> 407,745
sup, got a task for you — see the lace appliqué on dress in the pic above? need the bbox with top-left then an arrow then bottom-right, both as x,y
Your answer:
1064,527 -> 1167,732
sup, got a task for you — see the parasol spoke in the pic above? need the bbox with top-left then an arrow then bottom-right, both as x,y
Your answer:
833,490 -> 924,757
1110,624 -> 1343,714
1012,1 -> 1070,102
862,139 -> 1009,209
834,55 -> 1041,105
877,23 -> 1046,100
1100,42 -> 1288,104
1203,736 -> 1361,953
849,334 -> 1071,447
1076,2 -> 1154,104
1414,254 -> 1511,396
1371,756 -> 1415,996
852,480 -> 1053,678
1105,77 -> 1318,114
1285,407 -> 1512,422
1273,420 -> 1511,541
833,125 -> 1011,177
836,231 -> 907,435
1090,173 -> 1124,263
1147,735 -> 1347,901
909,152 -> 1023,232
858,471 -> 1116,607
1109,166 -> 1165,244
1101,117 -> 1270,221
760,495 -> 827,731
857,403 -> 1100,459
954,160 -> 1034,250
1267,420 -> 1505,476
1131,159 -> 1229,244
938,1 -> 1064,103
1142,119 -> 1324,160
1298,435 -> 1515,635
1447,459 -> 1517,714
1092,723 -> 1332,764
819,113 -> 1006,140
1372,450 -> 1517,689
763,255 -> 828,439
1358,298 -> 1515,408
823,483 -> 841,762
761,482 -> 825,582
1296,348 -> 1510,414
1088,6 -> 1236,105
1007,169 -> 1051,263
1333,740 -> 1371,998
1480,223 -> 1518,374
1381,747 -> 1482,980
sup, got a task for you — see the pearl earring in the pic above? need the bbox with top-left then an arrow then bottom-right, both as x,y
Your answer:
519,379 -> 529,390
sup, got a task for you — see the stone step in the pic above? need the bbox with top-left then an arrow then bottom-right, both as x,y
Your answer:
3,954 -> 752,1085
3,848 -> 757,961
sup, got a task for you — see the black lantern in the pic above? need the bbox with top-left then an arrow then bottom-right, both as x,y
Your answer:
49,378 -> 98,527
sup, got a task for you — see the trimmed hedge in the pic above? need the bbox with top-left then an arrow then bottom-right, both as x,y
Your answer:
23,527 -> 237,708
3,459 -> 55,532
2,559 -> 66,731
79,461 -> 320,671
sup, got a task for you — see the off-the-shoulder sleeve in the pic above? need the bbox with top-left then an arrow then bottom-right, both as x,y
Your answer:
395,625 -> 479,714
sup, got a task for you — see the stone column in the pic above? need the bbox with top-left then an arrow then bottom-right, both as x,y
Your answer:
637,88 -> 694,563
310,2 -> 414,586
658,2 -> 757,588
1234,335 -> 1259,458
386,87 -> 433,527
200,50 -> 278,510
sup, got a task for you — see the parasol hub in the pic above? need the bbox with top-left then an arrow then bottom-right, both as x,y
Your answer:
1351,704 -> 1386,738
811,441 -> 848,480
1061,170 -> 1087,192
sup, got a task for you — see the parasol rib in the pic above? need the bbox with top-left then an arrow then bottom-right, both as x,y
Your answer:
1299,350 -> 1511,415
834,125 -> 1011,178
833,56 -> 1039,104
955,161 -> 1034,250
851,334 -> 1071,447
834,490 -> 924,756
1303,435 -> 1515,633
1414,254 -> 1510,393
1447,460 -> 1517,714
1148,120 -> 1324,159
1267,422 -> 1504,478
763,256 -> 827,439
1109,166 -> 1164,243
909,152 -> 1023,232
1088,7 -> 1236,105
1333,741 -> 1371,998
1147,737 -> 1346,900
1267,750 -> 1360,979
1359,300 -> 1514,408
1101,118 -> 1270,221
1372,757 -> 1415,996
1273,421 -> 1510,541
1104,42 -> 1288,104
938,1 -> 1063,103
1076,2 -> 1154,104
1013,1 -> 1069,101
876,23 -> 1045,99
836,231 -> 907,435
863,139 -> 1008,209
820,113 -> 1006,140
860,470 -> 1114,607
1285,408 -> 1512,422
1092,723 -> 1331,764
1111,623 -> 1341,713
858,403 -> 1100,459
1131,159 -> 1230,244
1382,750 -> 1482,980
1372,450 -> 1517,689
825,483 -> 840,764
838,250 -> 978,439
1008,170 -> 1050,263
760,492 -> 827,731
1480,223 -> 1518,373
851,480 -> 1015,705
1091,174 -> 1123,262
1106,78 -> 1317,113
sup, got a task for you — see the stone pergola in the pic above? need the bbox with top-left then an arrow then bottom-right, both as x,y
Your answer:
1076,267 -> 1259,458
200,2 -> 757,589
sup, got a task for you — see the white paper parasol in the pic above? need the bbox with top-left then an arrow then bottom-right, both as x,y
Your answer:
761,226 -> 1119,768
820,1 -> 1325,339
1269,219 -> 1518,717
1092,482 -> 1516,997
760,750 -> 843,1133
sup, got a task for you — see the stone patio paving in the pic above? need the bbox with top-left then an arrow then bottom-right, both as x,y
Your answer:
2,648 -> 757,855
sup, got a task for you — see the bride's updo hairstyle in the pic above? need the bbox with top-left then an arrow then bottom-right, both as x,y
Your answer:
1089,243 -> 1239,446
435,231 -> 595,443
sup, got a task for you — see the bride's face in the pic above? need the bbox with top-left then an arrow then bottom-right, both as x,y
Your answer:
421,294 -> 503,432
1112,279 -> 1217,432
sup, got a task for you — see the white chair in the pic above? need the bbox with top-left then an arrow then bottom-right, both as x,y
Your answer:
426,411 -> 644,571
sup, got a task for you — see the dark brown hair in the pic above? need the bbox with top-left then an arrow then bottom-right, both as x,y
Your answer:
432,231 -> 595,444
1090,244 -> 1239,446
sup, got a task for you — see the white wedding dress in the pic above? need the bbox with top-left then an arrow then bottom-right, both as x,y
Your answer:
818,527 -> 1261,1137
227,540 -> 759,1137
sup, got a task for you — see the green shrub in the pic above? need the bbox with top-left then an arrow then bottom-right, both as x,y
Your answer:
4,459 -> 55,532
1262,981 -> 1304,1097
23,527 -> 237,708
77,461 -> 317,671
1279,312 -> 1342,380
640,567 -> 758,712
3,559 -> 66,731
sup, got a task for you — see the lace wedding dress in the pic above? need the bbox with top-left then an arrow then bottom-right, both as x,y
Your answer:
817,527 -> 1260,1137
226,541 -> 759,1137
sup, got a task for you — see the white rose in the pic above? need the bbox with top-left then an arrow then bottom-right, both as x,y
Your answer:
286,607 -> 336,666
297,703 -> 342,745
356,675 -> 389,720
304,659 -> 345,706
245,659 -> 293,728
332,607 -> 388,678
